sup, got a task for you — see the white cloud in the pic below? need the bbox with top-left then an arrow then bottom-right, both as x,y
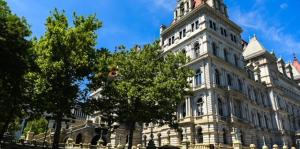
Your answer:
142,0 -> 176,12
230,6 -> 300,55
280,3 -> 288,9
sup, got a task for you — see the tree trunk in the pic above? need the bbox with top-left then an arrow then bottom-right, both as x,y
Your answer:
52,115 -> 62,149
127,122 -> 135,149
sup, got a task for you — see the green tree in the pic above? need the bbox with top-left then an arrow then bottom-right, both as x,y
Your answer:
86,42 -> 193,149
0,0 -> 32,141
27,10 -> 101,149
23,118 -> 48,135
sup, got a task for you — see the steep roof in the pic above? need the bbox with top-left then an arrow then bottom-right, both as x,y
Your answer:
292,55 -> 300,79
243,36 -> 267,60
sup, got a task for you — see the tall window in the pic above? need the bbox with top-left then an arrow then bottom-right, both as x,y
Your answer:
194,42 -> 200,57
197,98 -> 204,116
234,54 -> 239,67
180,3 -> 184,16
215,69 -> 221,85
227,74 -> 232,86
191,23 -> 195,32
237,79 -> 242,91
212,42 -> 217,56
196,127 -> 204,143
218,98 -> 224,117
224,49 -> 228,62
182,102 -> 186,118
195,69 -> 202,86
257,113 -> 262,127
183,29 -> 186,37
223,129 -> 228,144
195,20 -> 199,29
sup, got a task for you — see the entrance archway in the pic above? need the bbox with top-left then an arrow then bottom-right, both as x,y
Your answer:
75,133 -> 83,144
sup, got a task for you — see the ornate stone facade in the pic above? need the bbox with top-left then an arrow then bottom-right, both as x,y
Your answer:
143,0 -> 300,148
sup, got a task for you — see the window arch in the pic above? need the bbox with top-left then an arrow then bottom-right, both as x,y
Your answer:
218,98 -> 224,117
215,69 -> 221,85
212,42 -> 217,56
194,42 -> 200,57
196,127 -> 204,143
197,98 -> 204,116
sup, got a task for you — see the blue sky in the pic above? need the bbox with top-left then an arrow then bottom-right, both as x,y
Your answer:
6,0 -> 300,62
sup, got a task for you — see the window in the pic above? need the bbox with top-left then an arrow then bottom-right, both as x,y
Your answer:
218,98 -> 224,116
197,98 -> 204,116
215,69 -> 221,85
196,127 -> 204,143
179,31 -> 182,39
182,102 -> 186,118
220,27 -> 226,36
195,69 -> 202,86
171,36 -> 175,44
223,129 -> 228,144
238,79 -> 242,91
227,74 -> 232,86
264,115 -> 269,129
234,54 -> 238,67
257,113 -> 262,127
195,20 -> 199,29
191,23 -> 195,32
168,38 -> 171,46
180,3 -> 184,16
212,42 -> 217,56
183,29 -> 186,37
224,49 -> 228,62
209,20 -> 216,30
194,42 -> 200,57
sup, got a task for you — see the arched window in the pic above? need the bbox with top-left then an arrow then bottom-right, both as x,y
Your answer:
223,129 -> 228,144
196,127 -> 204,143
215,69 -> 221,85
218,98 -> 224,117
212,42 -> 217,56
194,42 -> 200,57
197,98 -> 204,116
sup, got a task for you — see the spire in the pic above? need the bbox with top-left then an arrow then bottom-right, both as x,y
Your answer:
293,53 -> 298,61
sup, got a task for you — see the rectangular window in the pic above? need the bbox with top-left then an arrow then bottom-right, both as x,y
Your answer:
224,29 -> 227,37
168,38 -> 171,46
183,29 -> 186,37
195,69 -> 202,86
221,27 -> 224,35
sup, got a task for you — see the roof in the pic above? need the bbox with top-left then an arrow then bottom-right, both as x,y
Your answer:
243,36 -> 267,60
292,56 -> 300,79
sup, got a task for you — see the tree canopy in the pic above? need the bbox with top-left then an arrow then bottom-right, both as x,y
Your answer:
86,42 -> 193,149
27,9 -> 102,149
0,0 -> 32,141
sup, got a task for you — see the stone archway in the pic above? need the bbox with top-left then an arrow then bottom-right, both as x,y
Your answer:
75,133 -> 83,144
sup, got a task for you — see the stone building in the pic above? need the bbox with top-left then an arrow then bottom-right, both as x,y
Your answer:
142,0 -> 300,148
